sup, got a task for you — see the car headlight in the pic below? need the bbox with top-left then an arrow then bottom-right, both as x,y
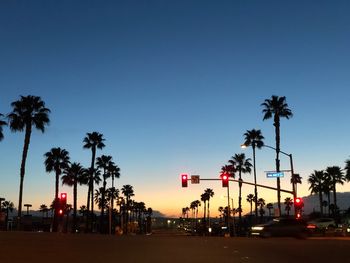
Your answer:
252,226 -> 264,231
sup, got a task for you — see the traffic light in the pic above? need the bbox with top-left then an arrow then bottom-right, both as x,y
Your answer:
181,174 -> 188,188
58,208 -> 64,216
60,193 -> 67,206
221,173 -> 229,188
294,197 -> 303,209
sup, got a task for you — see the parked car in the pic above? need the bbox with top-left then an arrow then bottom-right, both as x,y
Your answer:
250,217 -> 308,238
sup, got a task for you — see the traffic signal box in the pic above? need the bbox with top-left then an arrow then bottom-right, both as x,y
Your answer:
58,193 -> 67,217
181,174 -> 188,187
294,197 -> 304,219
221,173 -> 229,187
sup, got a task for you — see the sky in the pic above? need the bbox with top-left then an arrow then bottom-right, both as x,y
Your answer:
0,0 -> 350,217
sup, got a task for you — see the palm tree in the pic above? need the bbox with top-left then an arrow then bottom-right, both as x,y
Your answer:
261,95 -> 293,215
44,147 -> 70,232
204,188 -> 214,225
39,204 -> 49,218
221,164 -> 235,178
2,200 -> 14,228
322,175 -> 332,216
246,194 -> 255,215
266,203 -> 273,217
284,197 -> 293,216
325,166 -> 345,214
83,131 -> 105,227
308,170 -> 325,215
228,153 -> 252,222
200,193 -> 208,221
8,95 -> 50,222
96,155 -> 114,232
62,162 -> 86,233
243,129 -> 264,218
121,184 -> 134,231
291,173 -> 302,197
79,205 -> 87,217
0,113 -> 7,141
257,198 -> 266,222
345,159 -> 350,182
107,163 -> 120,218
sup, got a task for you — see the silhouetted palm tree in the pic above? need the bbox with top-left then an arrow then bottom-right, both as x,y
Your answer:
8,95 -> 50,221
204,188 -> 214,224
39,204 -> 49,218
291,173 -> 302,197
2,200 -> 14,227
257,198 -> 266,221
246,194 -> 255,215
325,166 -> 345,214
96,155 -> 113,232
229,153 -> 252,222
83,131 -> 105,227
200,193 -> 208,221
243,129 -> 264,218
261,95 -> 293,214
108,163 -> 120,216
266,203 -> 273,217
284,197 -> 293,216
44,147 -> 70,232
308,170 -> 325,215
345,159 -> 350,182
0,113 -> 7,141
62,162 -> 86,232
121,184 -> 134,230
322,175 -> 332,216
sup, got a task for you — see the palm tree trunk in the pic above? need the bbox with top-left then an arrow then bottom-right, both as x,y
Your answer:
73,181 -> 77,233
90,147 -> 96,232
17,124 -> 31,229
252,145 -> 258,218
207,200 -> 210,228
53,169 -> 60,232
333,183 -> 337,213
327,193 -> 331,216
274,117 -> 281,215
319,192 -> 323,216
238,171 -> 242,222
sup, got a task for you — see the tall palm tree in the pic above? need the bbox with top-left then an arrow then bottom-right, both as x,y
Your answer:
261,95 -> 293,215
44,147 -> 70,232
345,159 -> 350,182
2,200 -> 14,228
0,113 -> 7,141
204,188 -> 214,224
62,162 -> 86,233
8,95 -> 50,221
229,153 -> 252,222
83,131 -> 105,226
291,173 -> 302,196
108,162 -> 120,218
308,170 -> 325,215
257,198 -> 266,222
39,204 -> 49,218
284,197 -> 293,216
246,194 -> 255,215
243,129 -> 264,218
322,175 -> 332,216
96,155 -> 113,232
325,166 -> 345,214
121,184 -> 134,230
200,193 -> 208,221
266,203 -> 273,217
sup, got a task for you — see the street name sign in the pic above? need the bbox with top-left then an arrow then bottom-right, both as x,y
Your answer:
266,172 -> 284,178
191,175 -> 200,184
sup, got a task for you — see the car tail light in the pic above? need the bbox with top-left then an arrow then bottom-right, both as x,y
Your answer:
307,224 -> 316,229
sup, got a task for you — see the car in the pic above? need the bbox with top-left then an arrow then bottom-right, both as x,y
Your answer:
307,218 -> 336,231
250,218 -> 308,238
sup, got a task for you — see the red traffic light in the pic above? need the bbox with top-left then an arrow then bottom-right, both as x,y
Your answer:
60,193 -> 67,206
295,197 -> 301,204
58,209 -> 64,215
221,173 -> 229,188
181,174 -> 188,188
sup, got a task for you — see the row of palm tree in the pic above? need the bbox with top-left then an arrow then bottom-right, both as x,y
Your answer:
308,164 -> 350,216
0,95 -> 153,233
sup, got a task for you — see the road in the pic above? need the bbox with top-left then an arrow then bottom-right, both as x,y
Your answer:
0,231 -> 349,263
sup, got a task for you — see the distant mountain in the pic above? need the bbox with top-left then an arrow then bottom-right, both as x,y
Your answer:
301,192 -> 350,214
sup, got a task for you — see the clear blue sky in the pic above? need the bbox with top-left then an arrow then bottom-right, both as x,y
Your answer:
0,0 -> 349,217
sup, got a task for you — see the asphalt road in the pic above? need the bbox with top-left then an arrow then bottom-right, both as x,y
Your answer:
1,231 -> 350,263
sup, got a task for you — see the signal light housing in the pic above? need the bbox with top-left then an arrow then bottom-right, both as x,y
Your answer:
221,173 -> 229,187
181,174 -> 188,188
60,193 -> 67,206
